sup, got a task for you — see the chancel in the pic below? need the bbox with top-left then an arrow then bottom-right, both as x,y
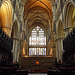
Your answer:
0,0 -> 75,75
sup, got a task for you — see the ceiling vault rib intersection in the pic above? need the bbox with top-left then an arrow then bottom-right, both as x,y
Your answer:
24,0 -> 52,30
27,11 -> 49,20
27,16 -> 48,23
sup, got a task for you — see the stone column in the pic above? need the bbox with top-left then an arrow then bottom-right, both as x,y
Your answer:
58,40 -> 61,61
60,39 -> 63,62
12,38 -> 19,63
52,45 -> 56,59
56,41 -> 59,62
25,40 -> 27,55
15,39 -> 18,62
19,40 -> 23,68
56,37 -> 64,62
57,38 -> 63,62
17,48 -> 20,62
12,39 -> 15,63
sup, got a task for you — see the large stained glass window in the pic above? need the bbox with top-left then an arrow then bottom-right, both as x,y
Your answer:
29,26 -> 46,56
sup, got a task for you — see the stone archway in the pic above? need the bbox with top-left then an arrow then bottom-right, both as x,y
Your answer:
0,0 -> 13,37
11,21 -> 19,63
56,20 -> 64,62
20,0 -> 55,70
63,0 -> 75,37
23,0 -> 53,57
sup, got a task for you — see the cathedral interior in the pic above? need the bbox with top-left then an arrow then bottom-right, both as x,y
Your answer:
0,0 -> 75,75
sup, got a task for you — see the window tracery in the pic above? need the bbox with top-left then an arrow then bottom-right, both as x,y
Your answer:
29,26 -> 46,56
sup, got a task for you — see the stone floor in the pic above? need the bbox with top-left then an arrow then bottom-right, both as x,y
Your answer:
28,73 -> 47,75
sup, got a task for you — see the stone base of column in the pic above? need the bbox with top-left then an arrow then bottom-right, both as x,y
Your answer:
52,45 -> 56,59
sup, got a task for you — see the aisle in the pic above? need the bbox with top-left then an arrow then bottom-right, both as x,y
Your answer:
28,73 -> 47,75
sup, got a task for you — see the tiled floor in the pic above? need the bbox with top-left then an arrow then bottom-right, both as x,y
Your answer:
28,73 -> 47,75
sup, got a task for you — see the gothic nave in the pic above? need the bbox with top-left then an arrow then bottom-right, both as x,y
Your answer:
0,0 -> 75,75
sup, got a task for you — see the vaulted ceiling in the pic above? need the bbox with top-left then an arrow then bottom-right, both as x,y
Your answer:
24,0 -> 52,29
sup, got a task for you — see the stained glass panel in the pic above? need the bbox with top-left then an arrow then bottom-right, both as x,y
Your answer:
29,26 -> 46,56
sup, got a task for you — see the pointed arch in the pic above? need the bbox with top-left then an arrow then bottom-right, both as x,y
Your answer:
28,25 -> 46,56
63,0 -> 75,29
56,20 -> 65,62
11,20 -> 18,39
1,0 -> 13,37
0,10 -> 3,28
56,19 -> 64,38
24,0 -> 52,20
58,21 -> 64,38
24,0 -> 52,14
11,20 -> 19,63
26,6 -> 50,19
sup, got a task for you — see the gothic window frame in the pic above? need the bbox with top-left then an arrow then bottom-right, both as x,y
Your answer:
29,26 -> 46,56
